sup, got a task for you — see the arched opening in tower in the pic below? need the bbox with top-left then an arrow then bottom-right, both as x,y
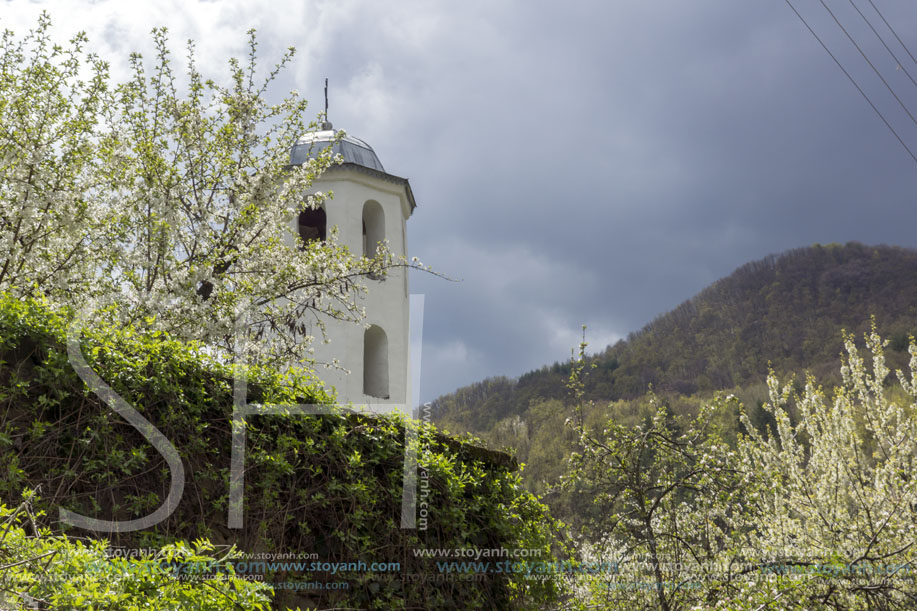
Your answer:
298,206 -> 327,243
362,200 -> 385,258
363,324 -> 389,399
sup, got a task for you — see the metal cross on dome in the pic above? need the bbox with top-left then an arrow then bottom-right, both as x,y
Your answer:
323,78 -> 332,130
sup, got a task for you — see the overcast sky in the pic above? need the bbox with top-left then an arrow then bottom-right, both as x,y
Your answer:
6,0 -> 917,402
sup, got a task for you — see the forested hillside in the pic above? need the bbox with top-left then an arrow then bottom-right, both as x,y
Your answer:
432,242 -> 917,435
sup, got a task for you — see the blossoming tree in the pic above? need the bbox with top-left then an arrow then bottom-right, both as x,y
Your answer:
0,14 -> 422,370
564,325 -> 917,610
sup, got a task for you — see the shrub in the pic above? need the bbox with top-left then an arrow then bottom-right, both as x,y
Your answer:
0,294 -> 563,609
563,324 -> 917,610
0,491 -> 273,610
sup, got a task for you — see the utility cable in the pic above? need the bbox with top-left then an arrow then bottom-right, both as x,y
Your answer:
819,0 -> 917,128
867,0 -> 917,65
848,0 -> 917,88
784,0 -> 917,166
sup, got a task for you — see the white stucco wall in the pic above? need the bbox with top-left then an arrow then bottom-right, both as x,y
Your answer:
298,166 -> 412,408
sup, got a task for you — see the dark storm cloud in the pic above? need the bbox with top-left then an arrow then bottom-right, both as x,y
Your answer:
8,0 -> 917,401
396,0 -> 917,400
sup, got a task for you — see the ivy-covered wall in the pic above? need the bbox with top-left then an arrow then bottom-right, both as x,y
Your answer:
0,295 -> 562,609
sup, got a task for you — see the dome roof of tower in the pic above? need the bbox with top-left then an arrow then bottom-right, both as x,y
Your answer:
289,128 -> 385,172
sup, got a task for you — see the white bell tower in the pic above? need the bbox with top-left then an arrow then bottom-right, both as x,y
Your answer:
289,111 -> 416,408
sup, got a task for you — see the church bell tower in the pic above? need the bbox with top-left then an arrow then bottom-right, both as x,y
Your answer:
288,104 -> 416,408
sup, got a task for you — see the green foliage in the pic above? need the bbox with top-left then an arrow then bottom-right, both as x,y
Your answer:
561,342 -> 754,611
0,294 -> 561,609
0,493 -> 272,610
562,325 -> 917,610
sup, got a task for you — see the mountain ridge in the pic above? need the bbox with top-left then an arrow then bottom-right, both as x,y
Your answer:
431,241 -> 917,435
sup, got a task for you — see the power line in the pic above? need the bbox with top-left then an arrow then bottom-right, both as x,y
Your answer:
819,0 -> 917,128
866,0 -> 917,65
784,0 -> 917,166
848,0 -> 917,88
